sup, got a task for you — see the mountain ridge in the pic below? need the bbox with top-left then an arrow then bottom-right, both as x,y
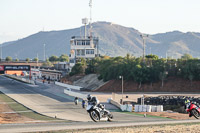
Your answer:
1,21 -> 200,59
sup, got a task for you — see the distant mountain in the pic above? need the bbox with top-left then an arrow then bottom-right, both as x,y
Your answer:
1,21 -> 200,59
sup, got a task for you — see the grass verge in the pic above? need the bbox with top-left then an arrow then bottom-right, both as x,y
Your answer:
0,91 -> 61,121
121,112 -> 174,120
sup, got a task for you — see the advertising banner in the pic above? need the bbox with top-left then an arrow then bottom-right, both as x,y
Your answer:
0,65 -> 4,71
4,65 -> 30,71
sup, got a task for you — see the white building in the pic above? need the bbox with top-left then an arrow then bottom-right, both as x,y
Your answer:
54,62 -> 70,70
40,69 -> 62,81
69,36 -> 99,67
31,68 -> 42,79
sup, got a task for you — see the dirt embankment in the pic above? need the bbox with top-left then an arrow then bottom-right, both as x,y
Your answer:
60,74 -> 85,84
96,77 -> 200,92
73,74 -> 106,90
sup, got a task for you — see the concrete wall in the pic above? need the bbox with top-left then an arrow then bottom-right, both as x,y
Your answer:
55,81 -> 82,90
64,89 -> 87,100
5,74 -> 35,84
110,99 -> 132,112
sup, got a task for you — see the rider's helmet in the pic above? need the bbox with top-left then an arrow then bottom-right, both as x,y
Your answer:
87,94 -> 92,101
185,99 -> 190,104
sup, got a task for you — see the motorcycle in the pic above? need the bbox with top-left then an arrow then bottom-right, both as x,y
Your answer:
86,103 -> 113,122
186,102 -> 200,119
74,97 -> 78,105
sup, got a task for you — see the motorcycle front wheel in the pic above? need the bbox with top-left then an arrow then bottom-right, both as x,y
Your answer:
89,110 -> 100,122
191,109 -> 199,119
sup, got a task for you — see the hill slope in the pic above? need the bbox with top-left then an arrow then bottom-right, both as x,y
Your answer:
1,21 -> 200,59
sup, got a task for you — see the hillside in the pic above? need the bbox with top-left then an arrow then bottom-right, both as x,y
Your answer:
95,77 -> 200,92
1,21 -> 200,59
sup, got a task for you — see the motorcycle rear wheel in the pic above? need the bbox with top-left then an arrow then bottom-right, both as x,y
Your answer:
191,109 -> 199,119
90,110 -> 100,122
108,113 -> 114,122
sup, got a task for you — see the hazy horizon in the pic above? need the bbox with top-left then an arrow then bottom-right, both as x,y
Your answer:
1,0 -> 200,43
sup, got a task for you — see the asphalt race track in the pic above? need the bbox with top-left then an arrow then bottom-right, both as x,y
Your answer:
0,75 -> 190,133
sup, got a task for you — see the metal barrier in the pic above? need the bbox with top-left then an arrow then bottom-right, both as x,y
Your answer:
137,96 -> 200,106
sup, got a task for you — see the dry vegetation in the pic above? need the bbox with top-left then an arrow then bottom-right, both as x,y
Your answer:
66,124 -> 200,133
0,101 -> 33,123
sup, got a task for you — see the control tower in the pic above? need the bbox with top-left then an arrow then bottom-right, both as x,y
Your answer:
69,34 -> 99,67
69,0 -> 99,67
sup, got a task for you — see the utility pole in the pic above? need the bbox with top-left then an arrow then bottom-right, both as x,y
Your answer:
89,0 -> 92,37
37,53 -> 39,66
119,76 -> 124,104
82,18 -> 88,38
0,44 -> 2,60
150,47 -> 152,55
43,44 -> 46,61
140,34 -> 148,62
89,0 -> 94,48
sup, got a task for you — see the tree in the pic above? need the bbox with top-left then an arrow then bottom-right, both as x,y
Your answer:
33,57 -> 39,62
25,58 -> 30,62
131,64 -> 150,89
102,55 -> 110,60
85,59 -> 95,74
42,61 -> 53,67
181,53 -> 193,60
5,56 -> 12,61
145,54 -> 159,60
15,58 -> 19,61
49,55 -> 59,62
159,71 -> 167,87
189,74 -> 194,86
59,54 -> 69,62
69,63 -> 85,76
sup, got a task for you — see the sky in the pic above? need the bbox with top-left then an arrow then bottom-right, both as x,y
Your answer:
1,0 -> 200,43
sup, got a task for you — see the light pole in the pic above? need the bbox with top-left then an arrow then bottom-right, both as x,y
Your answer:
150,47 -> 152,55
0,44 -> 2,60
37,53 -> 38,66
43,44 -> 46,61
119,76 -> 124,104
140,34 -> 148,62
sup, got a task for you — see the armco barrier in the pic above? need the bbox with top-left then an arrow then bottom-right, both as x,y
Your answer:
64,89 -> 87,100
55,82 -> 82,91
110,99 -> 121,108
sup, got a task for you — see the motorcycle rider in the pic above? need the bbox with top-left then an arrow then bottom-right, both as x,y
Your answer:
82,99 -> 86,108
87,94 -> 99,105
185,99 -> 190,105
185,99 -> 192,117
87,94 -> 107,112
86,94 -> 113,121
74,97 -> 78,105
